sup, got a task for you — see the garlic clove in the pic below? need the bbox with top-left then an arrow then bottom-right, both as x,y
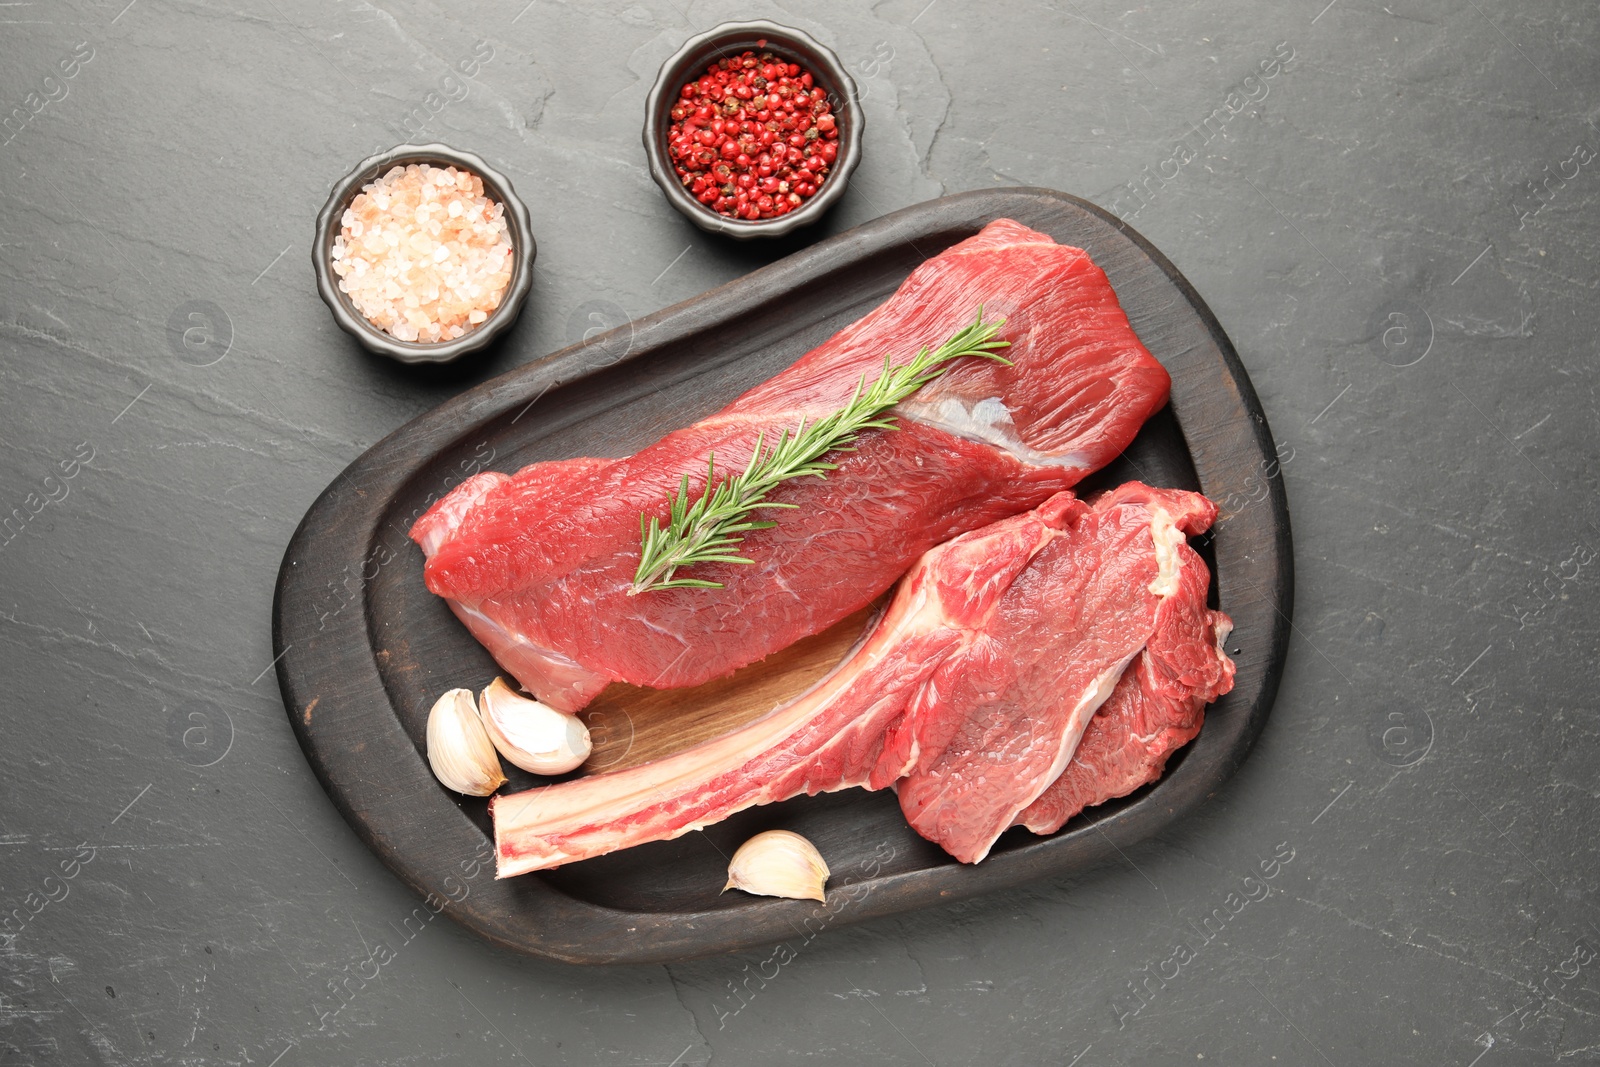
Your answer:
426,688 -> 507,796
479,677 -> 592,775
723,830 -> 830,902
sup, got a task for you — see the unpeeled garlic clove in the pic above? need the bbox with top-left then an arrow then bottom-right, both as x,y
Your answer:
723,830 -> 830,902
479,677 -> 591,775
426,688 -> 507,796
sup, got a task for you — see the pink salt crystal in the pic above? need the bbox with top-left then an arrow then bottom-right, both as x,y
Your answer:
330,162 -> 515,344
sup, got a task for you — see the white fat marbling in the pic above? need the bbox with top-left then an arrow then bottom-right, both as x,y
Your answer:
1147,507 -> 1185,597
901,396 -> 1091,470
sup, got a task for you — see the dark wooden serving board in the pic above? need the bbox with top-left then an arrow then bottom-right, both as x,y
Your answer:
272,188 -> 1293,965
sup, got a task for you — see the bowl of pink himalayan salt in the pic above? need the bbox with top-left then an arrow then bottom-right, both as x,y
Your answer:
314,144 -> 535,364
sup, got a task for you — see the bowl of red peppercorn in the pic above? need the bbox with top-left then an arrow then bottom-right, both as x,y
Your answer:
644,21 -> 861,239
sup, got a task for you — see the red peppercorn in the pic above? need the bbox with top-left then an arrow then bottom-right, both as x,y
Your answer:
666,49 -> 837,220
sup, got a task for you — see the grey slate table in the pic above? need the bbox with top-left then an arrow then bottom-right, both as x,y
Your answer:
3,2 -> 1597,1064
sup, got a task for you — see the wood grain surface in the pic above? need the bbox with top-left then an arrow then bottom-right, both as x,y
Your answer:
272,188 -> 1293,965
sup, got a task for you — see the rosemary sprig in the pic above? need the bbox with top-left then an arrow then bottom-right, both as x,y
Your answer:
629,308 -> 1011,595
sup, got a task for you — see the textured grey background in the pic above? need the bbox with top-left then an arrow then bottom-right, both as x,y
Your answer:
3,0 -> 1598,1064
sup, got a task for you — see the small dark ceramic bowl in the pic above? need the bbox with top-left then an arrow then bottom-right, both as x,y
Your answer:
643,21 -> 863,240
313,144 -> 535,365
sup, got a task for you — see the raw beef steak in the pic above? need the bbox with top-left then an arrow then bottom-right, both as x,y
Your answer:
1014,516 -> 1235,836
413,220 -> 1170,712
889,483 -> 1223,862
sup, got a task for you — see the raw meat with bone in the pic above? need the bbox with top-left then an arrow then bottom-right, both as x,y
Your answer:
491,484 -> 1232,876
412,219 -> 1171,712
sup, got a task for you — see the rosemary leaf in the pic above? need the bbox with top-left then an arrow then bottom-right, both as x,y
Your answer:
628,308 -> 1011,595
